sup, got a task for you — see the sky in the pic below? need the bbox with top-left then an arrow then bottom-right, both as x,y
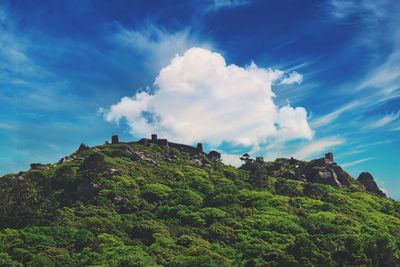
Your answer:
1,0 -> 399,198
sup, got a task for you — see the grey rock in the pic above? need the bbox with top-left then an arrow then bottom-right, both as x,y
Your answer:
77,143 -> 89,153
30,163 -> 49,170
357,172 -> 386,197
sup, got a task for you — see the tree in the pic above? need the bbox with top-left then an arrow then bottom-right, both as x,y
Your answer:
240,153 -> 254,165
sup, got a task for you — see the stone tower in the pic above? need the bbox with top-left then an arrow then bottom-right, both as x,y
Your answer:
197,143 -> 203,154
111,134 -> 119,144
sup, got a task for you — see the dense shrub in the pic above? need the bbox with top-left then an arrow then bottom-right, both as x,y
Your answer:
0,143 -> 399,266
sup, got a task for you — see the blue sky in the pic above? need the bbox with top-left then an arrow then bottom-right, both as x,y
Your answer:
1,0 -> 399,198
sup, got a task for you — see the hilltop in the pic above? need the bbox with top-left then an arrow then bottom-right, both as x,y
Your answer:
0,135 -> 399,266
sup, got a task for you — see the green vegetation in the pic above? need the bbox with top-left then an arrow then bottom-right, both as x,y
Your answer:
0,143 -> 399,266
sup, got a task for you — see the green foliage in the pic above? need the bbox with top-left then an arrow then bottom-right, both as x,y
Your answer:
0,143 -> 399,266
141,183 -> 172,203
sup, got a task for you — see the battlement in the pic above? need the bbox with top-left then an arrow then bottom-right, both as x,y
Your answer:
128,134 -> 204,155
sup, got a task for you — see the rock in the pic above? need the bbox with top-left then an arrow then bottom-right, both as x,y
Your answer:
332,165 -> 353,186
58,156 -> 75,164
30,163 -> 49,170
77,143 -> 89,153
357,172 -> 386,197
58,157 -> 68,164
108,168 -> 122,176
75,181 -> 101,200
121,145 -> 158,165
113,196 -> 124,204
122,145 -> 143,160
303,166 -> 342,187
316,167 -> 342,187
193,159 -> 203,166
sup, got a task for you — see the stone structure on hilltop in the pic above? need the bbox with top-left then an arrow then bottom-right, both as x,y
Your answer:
357,172 -> 386,197
111,134 -> 119,145
108,134 -> 220,161
256,157 -> 264,162
306,152 -> 353,187
136,134 -> 204,155
77,143 -> 89,153
30,163 -> 49,170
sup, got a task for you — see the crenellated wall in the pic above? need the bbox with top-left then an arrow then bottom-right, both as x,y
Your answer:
134,135 -> 204,155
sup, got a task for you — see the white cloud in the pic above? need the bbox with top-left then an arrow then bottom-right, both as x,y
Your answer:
220,153 -> 243,167
293,137 -> 345,159
104,47 -> 313,148
341,157 -> 372,168
365,112 -> 400,129
280,71 -> 303,85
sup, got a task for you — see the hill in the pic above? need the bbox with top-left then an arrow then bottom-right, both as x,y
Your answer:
0,136 -> 399,266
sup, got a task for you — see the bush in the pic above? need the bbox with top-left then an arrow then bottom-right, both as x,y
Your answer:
141,183 -> 172,203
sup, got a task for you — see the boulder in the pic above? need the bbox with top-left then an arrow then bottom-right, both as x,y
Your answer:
357,172 -> 386,197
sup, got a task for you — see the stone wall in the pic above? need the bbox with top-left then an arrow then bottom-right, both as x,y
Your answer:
135,135 -> 204,155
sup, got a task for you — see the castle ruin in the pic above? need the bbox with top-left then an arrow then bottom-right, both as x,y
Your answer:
108,134 -> 213,158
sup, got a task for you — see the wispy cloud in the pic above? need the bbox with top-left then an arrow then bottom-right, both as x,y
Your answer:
328,0 -> 392,21
293,137 -> 345,159
341,157 -> 372,168
111,24 -> 213,72
279,71 -> 303,85
207,0 -> 253,12
365,112 -> 400,129
0,6 -> 40,76
311,101 -> 360,128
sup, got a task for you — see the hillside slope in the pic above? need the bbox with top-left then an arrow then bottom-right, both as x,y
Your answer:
0,140 -> 399,266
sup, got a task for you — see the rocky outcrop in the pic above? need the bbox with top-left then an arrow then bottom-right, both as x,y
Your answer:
245,152 -> 357,189
332,165 -> 353,186
121,145 -> 158,165
77,143 -> 89,153
357,172 -> 386,197
304,153 -> 352,187
30,163 -> 49,170
314,167 -> 342,187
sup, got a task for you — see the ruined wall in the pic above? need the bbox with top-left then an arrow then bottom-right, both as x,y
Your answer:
169,142 -> 201,155
126,135 -> 203,155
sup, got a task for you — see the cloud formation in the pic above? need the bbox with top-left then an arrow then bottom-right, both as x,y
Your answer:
104,47 -> 313,147
341,157 -> 372,168
280,71 -> 303,85
112,25 -> 212,73
365,112 -> 400,129
293,137 -> 345,159
311,101 -> 360,128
